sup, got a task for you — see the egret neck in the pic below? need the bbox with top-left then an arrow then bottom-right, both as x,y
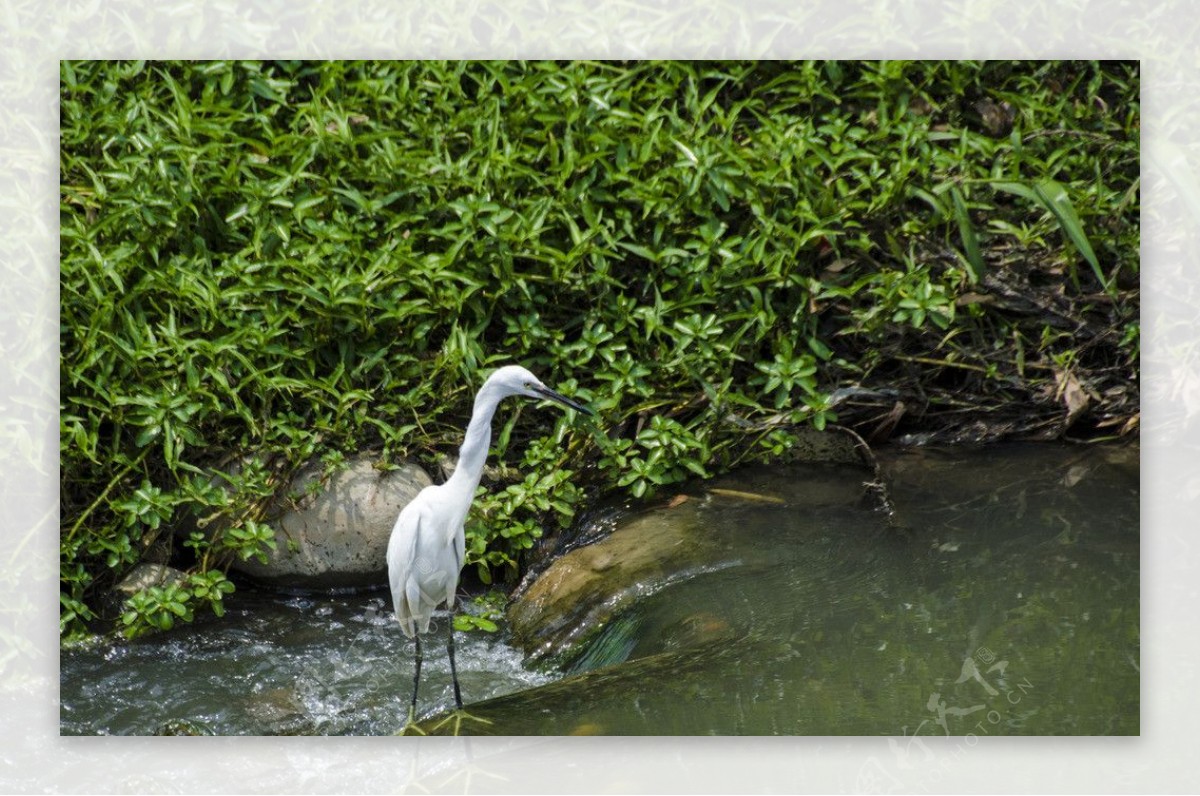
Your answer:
443,380 -> 503,516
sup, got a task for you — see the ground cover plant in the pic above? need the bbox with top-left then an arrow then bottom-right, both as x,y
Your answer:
60,60 -> 1139,639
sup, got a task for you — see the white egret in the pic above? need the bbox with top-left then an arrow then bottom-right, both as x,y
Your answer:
387,364 -> 591,719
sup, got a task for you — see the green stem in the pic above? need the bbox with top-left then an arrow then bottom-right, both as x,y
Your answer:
893,354 -> 992,374
64,447 -> 150,544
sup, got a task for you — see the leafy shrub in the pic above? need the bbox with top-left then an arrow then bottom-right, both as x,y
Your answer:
60,60 -> 1139,639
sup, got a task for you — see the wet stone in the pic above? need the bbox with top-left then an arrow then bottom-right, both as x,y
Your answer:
231,455 -> 432,590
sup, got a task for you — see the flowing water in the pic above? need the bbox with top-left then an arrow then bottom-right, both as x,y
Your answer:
59,593 -> 551,735
60,442 -> 1139,735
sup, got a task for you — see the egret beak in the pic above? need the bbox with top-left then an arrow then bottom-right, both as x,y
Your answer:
531,385 -> 593,416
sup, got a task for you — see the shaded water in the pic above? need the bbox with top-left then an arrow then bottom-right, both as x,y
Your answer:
60,443 -> 1139,735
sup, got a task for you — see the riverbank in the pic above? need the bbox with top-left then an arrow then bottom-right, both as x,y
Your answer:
60,442 -> 1139,735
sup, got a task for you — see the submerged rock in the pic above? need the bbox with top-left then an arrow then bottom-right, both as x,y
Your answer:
242,686 -> 314,735
507,426 -> 873,666
507,499 -> 722,664
152,718 -> 215,736
231,455 -> 431,590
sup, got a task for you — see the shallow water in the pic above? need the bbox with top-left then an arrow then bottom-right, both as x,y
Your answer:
60,442 -> 1139,735
59,594 -> 551,735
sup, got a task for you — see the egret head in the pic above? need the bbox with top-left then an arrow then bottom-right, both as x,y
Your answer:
486,365 -> 592,415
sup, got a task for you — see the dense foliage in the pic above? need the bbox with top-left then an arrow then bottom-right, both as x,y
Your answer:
60,60 -> 1139,639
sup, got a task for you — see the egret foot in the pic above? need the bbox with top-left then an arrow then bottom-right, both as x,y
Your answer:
397,705 -> 428,736
431,708 -> 494,736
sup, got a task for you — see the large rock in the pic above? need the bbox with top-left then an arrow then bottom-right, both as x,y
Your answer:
231,455 -> 431,590
507,427 -> 874,666
507,500 -> 719,664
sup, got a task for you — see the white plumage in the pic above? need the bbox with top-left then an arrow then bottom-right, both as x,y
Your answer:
387,482 -> 467,638
387,364 -> 590,713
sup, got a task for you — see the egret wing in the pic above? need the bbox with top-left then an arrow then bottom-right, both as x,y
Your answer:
387,499 -> 426,637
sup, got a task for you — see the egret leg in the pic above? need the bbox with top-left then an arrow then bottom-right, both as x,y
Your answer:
427,618 -> 493,735
410,635 -> 423,716
446,618 -> 463,709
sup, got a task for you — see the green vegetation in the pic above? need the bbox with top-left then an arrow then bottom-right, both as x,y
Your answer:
60,60 -> 1139,640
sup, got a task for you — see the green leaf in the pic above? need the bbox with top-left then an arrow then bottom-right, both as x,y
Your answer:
990,180 -> 1041,205
993,178 -> 1109,295
950,186 -> 985,283
1033,178 -> 1108,294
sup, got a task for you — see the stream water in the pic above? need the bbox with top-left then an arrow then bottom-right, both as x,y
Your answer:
60,442 -> 1139,735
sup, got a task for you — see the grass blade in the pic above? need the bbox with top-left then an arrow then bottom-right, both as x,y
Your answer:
993,179 -> 1109,295
1033,178 -> 1108,295
950,186 -> 985,283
